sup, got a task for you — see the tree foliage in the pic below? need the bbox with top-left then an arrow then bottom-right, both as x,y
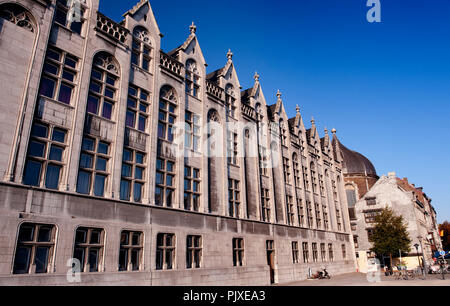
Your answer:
370,208 -> 411,256
439,221 -> 450,252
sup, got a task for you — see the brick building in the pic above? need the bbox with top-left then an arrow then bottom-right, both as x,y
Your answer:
0,0 -> 356,285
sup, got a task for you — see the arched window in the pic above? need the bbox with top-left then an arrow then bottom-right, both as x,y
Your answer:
157,85 -> 178,143
76,52 -> 120,197
132,26 -> 152,71
225,84 -> 236,118
0,3 -> 36,33
54,0 -> 88,35
86,52 -> 120,120
23,46 -> 80,189
185,59 -> 200,98
155,86 -> 178,207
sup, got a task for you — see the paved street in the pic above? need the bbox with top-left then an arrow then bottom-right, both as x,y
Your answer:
281,272 -> 450,286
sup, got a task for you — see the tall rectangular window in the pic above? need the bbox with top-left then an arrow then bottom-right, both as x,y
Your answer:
158,99 -> 177,143
126,85 -> 150,132
342,244 -> 347,260
73,227 -> 105,273
185,111 -> 201,152
259,146 -> 269,177
292,242 -> 299,264
120,148 -> 146,203
233,238 -> 244,267
293,156 -> 301,187
184,166 -> 201,212
283,158 -> 291,184
155,158 -> 175,207
261,188 -> 271,222
23,123 -> 67,189
87,64 -> 118,120
312,243 -> 318,263
132,30 -> 152,71
13,223 -> 56,274
38,47 -> 78,105
286,196 -> 294,225
76,137 -> 110,197
228,179 -> 240,218
302,242 -> 309,263
302,166 -> 309,191
328,243 -> 334,262
227,132 -> 238,166
297,198 -> 305,227
320,243 -> 327,262
306,201 -> 313,229
186,235 -> 202,269
119,231 -> 143,272
315,203 -> 322,228
156,233 -> 175,270
185,61 -> 200,98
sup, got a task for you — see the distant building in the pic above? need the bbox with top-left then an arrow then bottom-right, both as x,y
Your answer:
332,136 -> 441,272
0,0 -> 356,285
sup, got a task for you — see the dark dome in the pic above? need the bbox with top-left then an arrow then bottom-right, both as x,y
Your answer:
335,140 -> 378,177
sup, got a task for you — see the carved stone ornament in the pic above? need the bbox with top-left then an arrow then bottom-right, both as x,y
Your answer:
186,59 -> 198,74
133,27 -> 151,44
160,86 -> 178,103
208,110 -> 221,123
0,5 -> 36,33
225,84 -> 234,97
94,53 -> 120,75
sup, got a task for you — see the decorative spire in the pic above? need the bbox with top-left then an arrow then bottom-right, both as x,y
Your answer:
189,22 -> 197,34
254,71 -> 260,82
331,128 -> 337,135
311,117 -> 315,125
276,89 -> 282,99
296,105 -> 300,114
227,49 -> 233,61
324,127 -> 328,135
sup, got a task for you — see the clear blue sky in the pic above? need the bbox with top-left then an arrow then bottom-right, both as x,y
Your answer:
100,0 -> 450,223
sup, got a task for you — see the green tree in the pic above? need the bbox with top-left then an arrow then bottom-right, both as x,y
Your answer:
370,208 -> 411,266
439,222 -> 450,252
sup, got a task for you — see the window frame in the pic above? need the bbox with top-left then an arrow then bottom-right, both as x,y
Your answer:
23,122 -> 68,189
156,233 -> 175,270
73,227 -> 105,273
118,230 -> 143,272
13,223 -> 56,275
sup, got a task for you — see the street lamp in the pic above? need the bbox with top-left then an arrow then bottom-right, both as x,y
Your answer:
418,236 -> 427,280
414,244 -> 422,274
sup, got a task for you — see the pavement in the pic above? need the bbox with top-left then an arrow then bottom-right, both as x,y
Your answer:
281,272 -> 450,286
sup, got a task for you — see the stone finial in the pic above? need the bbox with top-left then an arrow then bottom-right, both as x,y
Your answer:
324,127 -> 328,135
190,22 -> 197,34
331,128 -> 337,135
276,89 -> 282,99
311,117 -> 315,125
254,71 -> 260,82
227,49 -> 233,60
296,105 -> 300,114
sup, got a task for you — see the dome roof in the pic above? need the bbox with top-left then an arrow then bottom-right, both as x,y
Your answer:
333,139 -> 378,177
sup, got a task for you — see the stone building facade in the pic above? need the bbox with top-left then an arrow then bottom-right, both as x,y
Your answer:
332,136 -> 441,272
0,0 -> 356,285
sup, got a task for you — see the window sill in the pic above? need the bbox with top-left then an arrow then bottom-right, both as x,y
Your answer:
38,95 -> 75,110
131,64 -> 153,76
185,92 -> 201,102
54,22 -> 84,38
